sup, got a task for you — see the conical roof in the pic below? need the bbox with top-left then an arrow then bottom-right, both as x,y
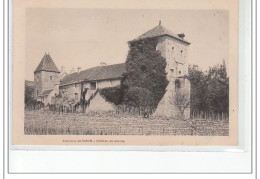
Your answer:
129,23 -> 190,44
34,53 -> 60,73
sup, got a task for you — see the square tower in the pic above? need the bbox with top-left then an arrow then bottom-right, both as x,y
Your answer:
129,22 -> 191,118
34,53 -> 60,100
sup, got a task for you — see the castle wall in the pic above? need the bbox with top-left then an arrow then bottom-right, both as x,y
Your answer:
58,79 -> 121,103
97,79 -> 121,89
155,36 -> 191,119
34,71 -> 60,99
154,78 -> 190,119
156,36 -> 189,80
41,71 -> 60,91
59,83 -> 81,103
42,90 -> 56,106
34,72 -> 42,99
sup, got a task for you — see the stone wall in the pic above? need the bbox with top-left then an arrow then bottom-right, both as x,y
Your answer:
156,36 -> 189,80
97,79 -> 120,88
34,72 -> 42,99
154,35 -> 190,118
34,71 -> 59,99
59,79 -> 121,103
60,83 -> 81,102
41,71 -> 60,91
154,78 -> 190,118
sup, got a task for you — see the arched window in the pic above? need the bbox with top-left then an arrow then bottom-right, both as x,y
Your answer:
175,79 -> 181,91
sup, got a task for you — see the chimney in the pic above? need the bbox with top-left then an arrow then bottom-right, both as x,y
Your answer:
77,67 -> 82,73
70,68 -> 75,73
177,33 -> 185,40
100,62 -> 107,66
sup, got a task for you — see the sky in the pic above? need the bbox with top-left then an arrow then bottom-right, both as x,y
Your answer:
25,9 -> 229,81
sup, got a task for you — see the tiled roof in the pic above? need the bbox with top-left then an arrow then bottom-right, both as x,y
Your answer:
129,24 -> 190,44
60,63 -> 126,86
34,53 -> 60,73
42,89 -> 53,95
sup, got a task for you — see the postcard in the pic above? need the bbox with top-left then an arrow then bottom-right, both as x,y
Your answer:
12,0 -> 238,146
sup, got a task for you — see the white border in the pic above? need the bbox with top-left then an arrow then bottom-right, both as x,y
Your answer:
5,0 -> 254,175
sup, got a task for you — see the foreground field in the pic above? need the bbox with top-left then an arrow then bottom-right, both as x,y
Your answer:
24,111 -> 229,136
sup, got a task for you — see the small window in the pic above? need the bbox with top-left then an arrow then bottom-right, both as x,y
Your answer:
179,71 -> 182,74
50,76 -> 52,80
172,47 -> 174,52
90,82 -> 96,90
180,50 -> 183,56
170,69 -> 174,75
75,93 -> 78,100
175,80 -> 181,90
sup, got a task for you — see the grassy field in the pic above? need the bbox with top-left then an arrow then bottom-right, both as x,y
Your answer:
24,110 -> 229,136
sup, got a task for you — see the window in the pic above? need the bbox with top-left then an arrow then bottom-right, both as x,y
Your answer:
172,47 -> 174,52
37,90 -> 39,95
170,69 -> 174,76
179,71 -> 182,74
180,50 -> 183,56
75,93 -> 78,100
50,76 -> 52,80
90,82 -> 96,90
175,80 -> 181,90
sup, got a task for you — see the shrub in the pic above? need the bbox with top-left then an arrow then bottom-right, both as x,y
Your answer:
100,86 -> 124,105
123,87 -> 155,107
122,38 -> 168,108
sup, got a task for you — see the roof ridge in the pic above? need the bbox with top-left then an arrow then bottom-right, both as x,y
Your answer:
129,24 -> 190,44
60,63 -> 126,86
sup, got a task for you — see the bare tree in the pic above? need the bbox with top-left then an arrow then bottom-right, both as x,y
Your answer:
170,89 -> 190,119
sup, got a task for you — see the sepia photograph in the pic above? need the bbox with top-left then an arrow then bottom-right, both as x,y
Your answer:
24,9 -> 229,136
11,0 -> 238,145
8,0 -> 256,176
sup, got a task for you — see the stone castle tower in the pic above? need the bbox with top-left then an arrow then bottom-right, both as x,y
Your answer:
34,53 -> 60,100
129,22 -> 191,118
